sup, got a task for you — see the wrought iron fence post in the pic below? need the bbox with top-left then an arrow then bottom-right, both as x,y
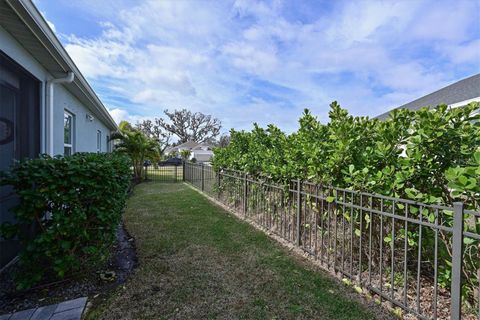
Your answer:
201,163 -> 205,191
296,179 -> 301,246
174,164 -> 178,182
216,169 -> 221,198
182,161 -> 186,182
243,173 -> 248,216
451,202 -> 464,320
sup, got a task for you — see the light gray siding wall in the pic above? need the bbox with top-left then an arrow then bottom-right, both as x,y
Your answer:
0,24 -> 113,155
53,86 -> 111,154
0,25 -> 48,152
0,26 -> 47,80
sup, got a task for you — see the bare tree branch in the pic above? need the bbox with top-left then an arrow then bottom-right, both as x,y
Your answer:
135,119 -> 172,154
158,109 -> 221,143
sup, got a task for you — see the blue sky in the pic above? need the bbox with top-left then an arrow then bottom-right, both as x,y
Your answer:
34,0 -> 480,133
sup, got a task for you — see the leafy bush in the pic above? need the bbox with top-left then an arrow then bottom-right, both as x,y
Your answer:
213,101 -> 480,303
0,153 -> 131,289
214,101 -> 479,209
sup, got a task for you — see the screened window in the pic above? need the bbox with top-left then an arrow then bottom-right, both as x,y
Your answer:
97,130 -> 102,152
64,111 -> 74,156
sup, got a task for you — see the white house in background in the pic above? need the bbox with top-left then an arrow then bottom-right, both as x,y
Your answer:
165,141 -> 199,155
190,143 -> 215,163
0,0 -> 117,267
165,141 -> 214,163
375,73 -> 480,120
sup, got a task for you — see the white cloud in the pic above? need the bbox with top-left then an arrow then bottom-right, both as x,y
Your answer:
222,41 -> 279,75
324,1 -> 417,46
52,0 -> 480,133
108,108 -> 149,125
443,39 -> 480,65
108,108 -> 130,124
409,0 -> 478,42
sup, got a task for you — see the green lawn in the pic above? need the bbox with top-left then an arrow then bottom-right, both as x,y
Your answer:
87,183 -> 390,320
144,166 -> 183,182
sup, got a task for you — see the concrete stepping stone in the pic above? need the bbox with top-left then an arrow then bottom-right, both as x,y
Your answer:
0,297 -> 87,320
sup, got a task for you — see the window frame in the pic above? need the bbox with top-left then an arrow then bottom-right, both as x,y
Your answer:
64,110 -> 74,156
96,130 -> 102,153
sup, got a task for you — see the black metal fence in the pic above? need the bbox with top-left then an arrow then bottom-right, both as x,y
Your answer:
183,162 -> 480,320
143,164 -> 183,182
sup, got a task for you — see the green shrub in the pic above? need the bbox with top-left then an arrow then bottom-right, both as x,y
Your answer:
0,152 -> 131,289
213,101 -> 480,304
213,102 -> 480,210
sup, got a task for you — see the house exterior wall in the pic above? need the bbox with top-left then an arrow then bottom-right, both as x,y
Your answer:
449,97 -> 480,109
53,86 -> 111,154
0,25 -> 112,155
191,150 -> 213,163
0,24 -> 113,268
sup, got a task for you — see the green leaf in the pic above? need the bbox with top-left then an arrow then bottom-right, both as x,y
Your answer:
364,214 -> 370,224
326,196 -> 335,203
355,229 -> 361,237
458,175 -> 468,186
60,241 -> 71,250
474,151 -> 480,164
348,164 -> 355,174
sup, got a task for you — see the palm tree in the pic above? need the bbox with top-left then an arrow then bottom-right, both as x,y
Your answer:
179,149 -> 191,161
110,129 -> 158,182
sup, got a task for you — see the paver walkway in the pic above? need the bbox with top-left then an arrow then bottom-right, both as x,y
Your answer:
0,297 -> 87,320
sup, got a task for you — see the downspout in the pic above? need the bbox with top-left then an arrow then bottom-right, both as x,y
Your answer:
46,72 -> 75,155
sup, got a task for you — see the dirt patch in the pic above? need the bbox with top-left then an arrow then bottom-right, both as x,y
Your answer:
0,223 -> 137,314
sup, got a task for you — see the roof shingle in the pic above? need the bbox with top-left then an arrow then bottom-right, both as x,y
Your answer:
376,73 -> 480,120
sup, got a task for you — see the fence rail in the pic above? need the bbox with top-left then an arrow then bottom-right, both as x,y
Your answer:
182,162 -> 480,320
143,164 -> 183,182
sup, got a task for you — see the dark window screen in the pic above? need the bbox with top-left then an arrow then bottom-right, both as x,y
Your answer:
0,50 -> 40,163
0,50 -> 40,267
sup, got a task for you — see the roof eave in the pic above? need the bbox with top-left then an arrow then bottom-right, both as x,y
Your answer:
4,0 -> 118,130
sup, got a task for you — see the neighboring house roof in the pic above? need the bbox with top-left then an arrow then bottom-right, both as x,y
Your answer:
0,0 -> 117,130
166,141 -> 213,154
192,143 -> 212,151
192,149 -> 213,154
175,141 -> 201,150
376,74 -> 480,120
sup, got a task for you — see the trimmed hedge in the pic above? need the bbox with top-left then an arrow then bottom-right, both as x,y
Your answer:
0,153 -> 131,289
213,102 -> 480,304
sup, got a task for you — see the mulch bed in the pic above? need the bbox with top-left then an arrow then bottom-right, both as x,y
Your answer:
0,223 -> 137,314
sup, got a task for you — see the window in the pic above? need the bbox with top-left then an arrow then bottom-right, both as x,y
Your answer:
97,130 -> 102,152
64,111 -> 74,155
1,51 -> 40,266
